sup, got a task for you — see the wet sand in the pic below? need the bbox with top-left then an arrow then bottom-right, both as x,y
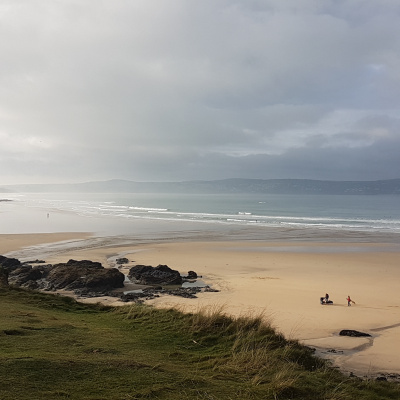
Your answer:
0,233 -> 92,254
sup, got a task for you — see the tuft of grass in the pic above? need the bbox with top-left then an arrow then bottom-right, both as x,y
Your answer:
187,304 -> 232,333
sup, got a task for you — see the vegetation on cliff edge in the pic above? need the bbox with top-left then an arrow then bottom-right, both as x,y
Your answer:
0,287 -> 399,400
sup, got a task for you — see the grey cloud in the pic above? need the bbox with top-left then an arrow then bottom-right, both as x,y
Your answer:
0,1 -> 400,184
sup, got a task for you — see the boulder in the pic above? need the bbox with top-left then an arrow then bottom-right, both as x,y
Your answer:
339,330 -> 371,337
5,258 -> 124,294
0,255 -> 21,272
116,257 -> 129,264
59,259 -> 103,269
47,259 -> 124,291
186,271 -> 198,279
68,268 -> 124,290
128,264 -> 182,285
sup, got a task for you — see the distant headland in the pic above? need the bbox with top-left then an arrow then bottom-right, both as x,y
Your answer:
1,178 -> 400,195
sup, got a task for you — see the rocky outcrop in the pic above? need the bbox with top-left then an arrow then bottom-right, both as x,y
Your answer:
0,255 -> 21,272
7,258 -> 124,294
128,264 -> 183,285
47,259 -> 124,291
8,265 -> 51,289
120,285 -> 219,303
5,256 -> 217,302
339,330 -> 371,337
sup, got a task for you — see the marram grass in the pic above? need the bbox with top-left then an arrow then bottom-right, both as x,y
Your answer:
0,286 -> 399,399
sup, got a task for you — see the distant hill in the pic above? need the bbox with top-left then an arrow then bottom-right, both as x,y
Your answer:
2,178 -> 400,195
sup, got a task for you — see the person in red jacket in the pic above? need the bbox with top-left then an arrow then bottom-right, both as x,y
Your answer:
347,295 -> 355,306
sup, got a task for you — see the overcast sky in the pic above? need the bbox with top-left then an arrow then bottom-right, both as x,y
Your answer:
1,1 -> 400,184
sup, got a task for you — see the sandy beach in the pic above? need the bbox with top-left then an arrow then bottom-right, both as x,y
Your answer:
2,232 -> 400,378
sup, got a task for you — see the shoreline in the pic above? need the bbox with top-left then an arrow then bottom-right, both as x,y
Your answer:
2,232 -> 400,379
0,232 -> 92,254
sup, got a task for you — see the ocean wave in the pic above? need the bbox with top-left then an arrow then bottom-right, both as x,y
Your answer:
14,193 -> 400,234
128,206 -> 169,212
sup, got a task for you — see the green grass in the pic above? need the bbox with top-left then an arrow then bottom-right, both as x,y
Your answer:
0,287 -> 399,399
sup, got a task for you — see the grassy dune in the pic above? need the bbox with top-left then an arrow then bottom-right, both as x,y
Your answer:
1,287 -> 399,400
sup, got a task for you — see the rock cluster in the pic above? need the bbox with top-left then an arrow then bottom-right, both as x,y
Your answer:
120,285 -> 219,303
1,254 -> 217,303
1,255 -> 124,295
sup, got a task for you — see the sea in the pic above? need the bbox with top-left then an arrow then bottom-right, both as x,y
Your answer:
2,192 -> 400,240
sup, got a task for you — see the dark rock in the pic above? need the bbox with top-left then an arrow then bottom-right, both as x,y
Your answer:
339,330 -> 371,337
120,292 -> 150,302
116,257 -> 129,264
3,329 -> 24,336
63,259 -> 103,269
186,271 -> 197,279
128,265 -> 154,280
0,267 -> 8,286
50,261 -> 124,291
70,268 -> 124,291
168,287 -> 198,298
0,255 -> 21,272
128,264 -> 183,285
23,280 -> 39,290
6,257 -> 124,295
372,373 -> 400,383
46,259 -> 103,289
73,287 -> 119,298
23,259 -> 46,264
45,259 -> 124,291
119,285 -> 219,303
203,286 -> 220,293
326,349 -> 344,354
8,265 -> 44,287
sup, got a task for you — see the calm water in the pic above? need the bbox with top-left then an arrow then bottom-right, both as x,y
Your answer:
4,192 -> 400,235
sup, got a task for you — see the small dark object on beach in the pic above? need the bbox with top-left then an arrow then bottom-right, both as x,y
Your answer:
116,258 -> 129,264
23,260 -> 46,264
186,271 -> 198,279
204,286 -> 219,293
327,349 -> 343,354
339,329 -> 371,337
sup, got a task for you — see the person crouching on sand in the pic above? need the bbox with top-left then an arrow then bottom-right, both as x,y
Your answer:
347,295 -> 355,306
